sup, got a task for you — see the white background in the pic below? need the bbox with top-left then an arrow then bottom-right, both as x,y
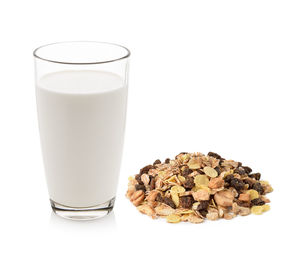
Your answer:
0,0 -> 299,258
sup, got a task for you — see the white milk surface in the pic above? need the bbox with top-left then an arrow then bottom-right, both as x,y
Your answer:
36,70 -> 127,207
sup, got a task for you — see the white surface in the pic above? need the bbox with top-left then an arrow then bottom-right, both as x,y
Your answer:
37,71 -> 126,207
0,0 -> 299,258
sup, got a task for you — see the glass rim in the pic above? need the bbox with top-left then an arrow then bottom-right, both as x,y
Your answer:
33,41 -> 131,65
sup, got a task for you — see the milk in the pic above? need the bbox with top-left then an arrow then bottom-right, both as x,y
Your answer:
36,70 -> 127,207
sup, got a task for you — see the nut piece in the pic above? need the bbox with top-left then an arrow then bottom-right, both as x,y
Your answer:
154,204 -> 175,216
239,206 -> 251,216
130,190 -> 145,206
146,190 -> 159,202
126,186 -> 135,199
224,212 -> 236,220
208,177 -> 224,189
137,204 -> 156,218
206,208 -> 219,221
239,193 -> 250,202
214,190 -> 234,207
192,190 -> 210,201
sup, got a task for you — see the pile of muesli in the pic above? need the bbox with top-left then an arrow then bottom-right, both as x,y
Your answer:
126,152 -> 273,223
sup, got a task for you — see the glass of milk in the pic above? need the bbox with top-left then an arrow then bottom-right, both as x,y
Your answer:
34,41 -> 130,220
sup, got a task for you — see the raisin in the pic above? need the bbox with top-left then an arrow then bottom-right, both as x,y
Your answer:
242,166 -> 252,174
140,165 -> 154,175
163,197 -> 176,209
230,178 -> 245,191
153,159 -> 161,165
183,177 -> 195,189
243,178 -> 254,189
251,198 -> 265,206
224,174 -> 234,183
165,158 -> 170,164
207,152 -> 222,160
237,200 -> 251,207
155,193 -> 163,202
252,182 -> 264,194
199,209 -> 208,217
135,174 -> 144,185
135,184 -> 146,192
197,200 -> 210,210
182,167 -> 193,177
214,167 -> 221,175
149,176 -> 155,190
237,162 -> 243,167
249,173 -> 261,180
234,167 -> 247,176
179,196 -> 194,209
175,152 -> 188,159
224,182 -> 230,188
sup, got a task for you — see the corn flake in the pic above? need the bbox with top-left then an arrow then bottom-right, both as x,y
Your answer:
194,175 -> 209,187
166,214 -> 181,223
203,166 -> 218,178
247,189 -> 259,200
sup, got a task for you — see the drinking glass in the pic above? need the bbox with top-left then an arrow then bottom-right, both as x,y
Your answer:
34,41 -> 130,220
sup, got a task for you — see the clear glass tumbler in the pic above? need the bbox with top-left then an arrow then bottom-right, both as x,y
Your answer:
34,41 -> 130,220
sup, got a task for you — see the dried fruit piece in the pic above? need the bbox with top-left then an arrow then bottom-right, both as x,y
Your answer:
262,204 -> 270,212
180,195 -> 194,209
153,159 -> 161,165
203,166 -> 218,178
247,189 -> 259,200
251,206 -> 264,215
140,165 -> 154,175
166,214 -> 181,223
252,182 -> 264,194
242,166 -> 252,174
165,158 -> 170,163
196,200 -> 210,210
183,177 -> 195,189
230,178 -> 245,191
207,152 -> 222,160
251,198 -> 265,206
163,197 -> 176,209
192,190 -> 210,201
249,173 -> 261,180
171,192 -> 180,207
239,193 -> 250,202
208,177 -> 224,189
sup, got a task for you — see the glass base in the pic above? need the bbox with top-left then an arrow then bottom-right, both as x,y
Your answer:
50,197 -> 115,221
